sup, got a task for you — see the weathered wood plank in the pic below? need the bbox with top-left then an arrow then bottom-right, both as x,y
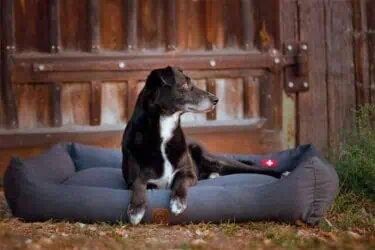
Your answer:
367,0 -> 375,104
61,83 -> 91,125
280,0 -> 298,148
14,53 -> 273,73
353,0 -> 370,106
60,0 -> 89,51
224,0 -> 243,49
4,0 -> 16,50
253,0 -> 282,130
326,0 -> 356,146
259,72 -> 274,129
138,0 -> 165,50
49,0 -> 61,53
101,81 -> 127,125
15,84 -> 51,128
125,0 -> 139,51
241,0 -> 255,50
297,0 -> 328,151
206,79 -> 217,120
90,81 -> 102,126
0,126 -> 281,155
216,78 -> 244,120
35,84 -> 52,128
3,0 -> 18,129
177,0 -> 206,50
51,83 -> 62,127
243,76 -> 260,118
14,0 -> 49,52
253,0 -> 280,50
166,0 -> 177,51
100,0 -> 125,51
89,0 -> 101,53
0,0 -> 4,128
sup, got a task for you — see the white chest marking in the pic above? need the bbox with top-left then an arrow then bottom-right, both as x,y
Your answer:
148,112 -> 181,189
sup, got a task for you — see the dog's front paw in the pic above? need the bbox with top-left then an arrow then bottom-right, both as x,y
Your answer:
127,204 -> 145,225
170,197 -> 187,216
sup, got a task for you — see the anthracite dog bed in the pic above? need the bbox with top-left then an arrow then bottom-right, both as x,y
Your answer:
4,143 -> 339,226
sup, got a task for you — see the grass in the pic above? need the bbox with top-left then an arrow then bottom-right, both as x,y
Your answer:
330,104 -> 375,201
0,105 -> 375,249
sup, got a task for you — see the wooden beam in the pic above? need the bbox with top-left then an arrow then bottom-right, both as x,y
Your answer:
125,0 -> 139,51
367,0 -> 375,104
4,0 -> 15,51
49,0 -> 61,53
49,0 -> 62,127
89,0 -> 101,53
0,119 -> 267,150
352,0 -> 370,106
12,68 -> 265,84
206,79 -> 216,120
241,0 -> 255,50
51,83 -> 62,127
17,53 -> 273,71
325,0 -> 356,147
2,0 -> 18,129
0,0 -> 3,120
166,0 -> 177,51
90,81 -> 102,125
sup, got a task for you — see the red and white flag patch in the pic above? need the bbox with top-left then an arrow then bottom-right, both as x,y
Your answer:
262,159 -> 277,168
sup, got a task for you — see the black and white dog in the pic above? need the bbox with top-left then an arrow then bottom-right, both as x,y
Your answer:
122,66 -> 281,225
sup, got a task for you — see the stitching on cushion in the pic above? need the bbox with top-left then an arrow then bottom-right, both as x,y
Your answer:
307,159 -> 318,225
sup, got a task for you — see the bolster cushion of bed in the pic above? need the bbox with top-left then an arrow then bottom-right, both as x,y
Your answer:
3,143 -> 339,225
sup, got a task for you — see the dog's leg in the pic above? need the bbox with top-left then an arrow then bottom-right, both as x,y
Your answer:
127,178 -> 147,225
202,154 -> 282,178
189,141 -> 281,178
170,171 -> 197,216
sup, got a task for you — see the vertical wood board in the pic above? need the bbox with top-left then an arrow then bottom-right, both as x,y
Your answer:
100,0 -> 125,51
61,83 -> 91,125
101,81 -> 127,125
326,0 -> 356,146
297,0 -> 329,151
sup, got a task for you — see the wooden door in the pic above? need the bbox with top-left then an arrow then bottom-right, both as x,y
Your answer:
0,0 -> 296,178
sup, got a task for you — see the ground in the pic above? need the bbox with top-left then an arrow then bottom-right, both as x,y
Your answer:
0,192 -> 374,250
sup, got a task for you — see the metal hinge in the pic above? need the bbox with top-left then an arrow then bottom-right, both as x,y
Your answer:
282,41 -> 310,93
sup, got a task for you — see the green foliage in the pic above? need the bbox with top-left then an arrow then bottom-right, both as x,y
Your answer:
332,104 -> 375,201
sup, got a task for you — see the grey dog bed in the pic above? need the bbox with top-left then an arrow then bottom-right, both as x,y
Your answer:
4,143 -> 339,226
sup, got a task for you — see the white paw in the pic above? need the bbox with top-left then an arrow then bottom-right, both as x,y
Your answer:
208,172 -> 220,179
170,198 -> 187,216
282,171 -> 291,177
127,205 -> 145,225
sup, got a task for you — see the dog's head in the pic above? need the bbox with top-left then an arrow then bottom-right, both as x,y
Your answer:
141,66 -> 218,115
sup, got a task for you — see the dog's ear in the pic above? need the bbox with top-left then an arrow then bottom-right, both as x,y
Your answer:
158,66 -> 174,87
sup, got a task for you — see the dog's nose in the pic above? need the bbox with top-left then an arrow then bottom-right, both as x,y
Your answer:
211,96 -> 219,105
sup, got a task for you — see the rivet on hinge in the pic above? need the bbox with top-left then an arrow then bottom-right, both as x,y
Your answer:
118,62 -> 126,69
39,65 -> 45,71
209,59 -> 216,67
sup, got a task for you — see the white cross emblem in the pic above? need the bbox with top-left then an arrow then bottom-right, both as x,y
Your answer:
266,160 -> 274,167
